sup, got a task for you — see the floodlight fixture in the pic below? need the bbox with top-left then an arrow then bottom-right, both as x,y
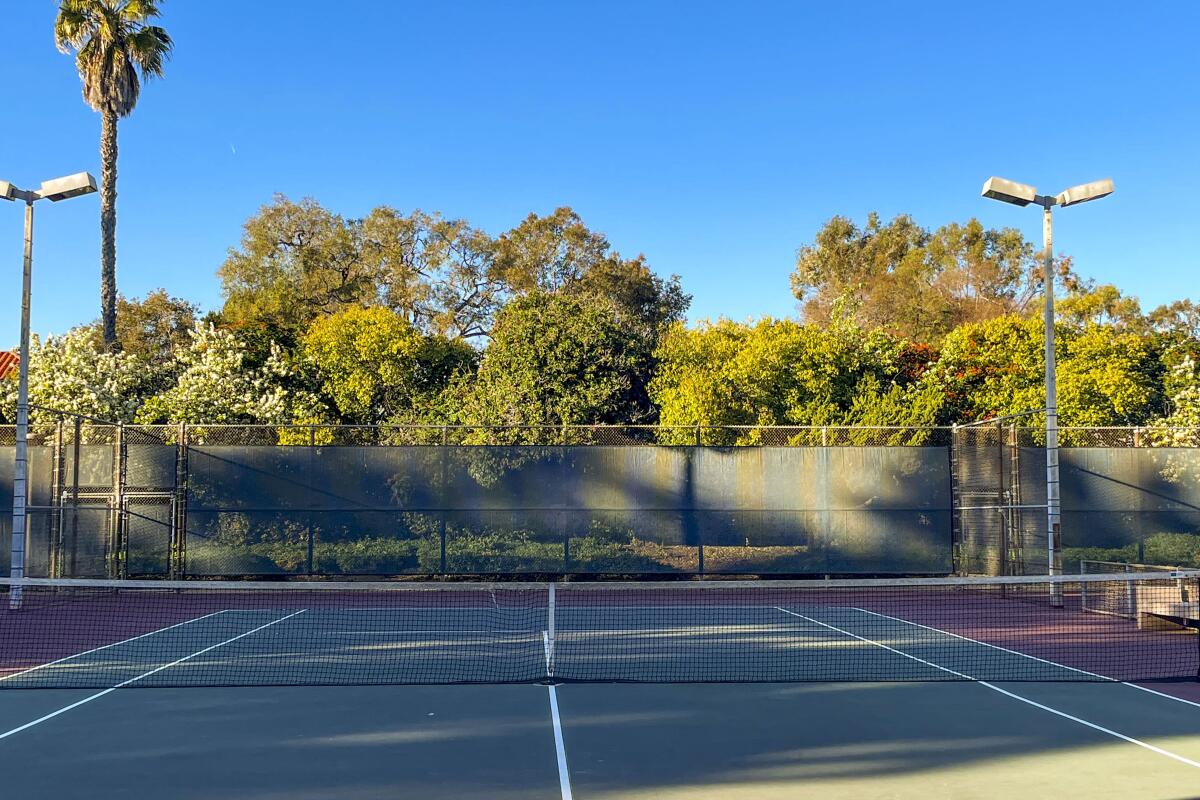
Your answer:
981,176 -> 1039,207
37,172 -> 98,202
0,181 -> 15,202
1056,178 -> 1115,208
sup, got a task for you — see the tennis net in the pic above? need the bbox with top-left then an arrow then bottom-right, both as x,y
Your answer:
1,573 -> 1197,688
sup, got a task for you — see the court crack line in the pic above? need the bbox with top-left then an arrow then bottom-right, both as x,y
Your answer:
775,607 -> 1200,770
0,609 -> 307,741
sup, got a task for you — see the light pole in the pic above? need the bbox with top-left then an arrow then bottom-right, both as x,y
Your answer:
2,172 -> 98,608
981,176 -> 1114,602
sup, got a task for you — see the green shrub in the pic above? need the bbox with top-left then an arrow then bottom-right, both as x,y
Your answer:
1144,533 -> 1200,568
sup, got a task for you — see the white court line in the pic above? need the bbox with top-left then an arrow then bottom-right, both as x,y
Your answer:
547,685 -> 573,800
852,607 -> 1200,710
0,610 -> 229,683
322,630 -> 542,636
0,610 -> 306,742
776,607 -> 1200,770
320,625 -> 832,636
302,604 -> 812,612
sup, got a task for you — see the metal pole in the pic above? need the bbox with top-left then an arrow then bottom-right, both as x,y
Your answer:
50,415 -> 64,578
546,582 -> 556,679
1043,204 -> 1063,606
9,201 -> 34,608
68,416 -> 81,578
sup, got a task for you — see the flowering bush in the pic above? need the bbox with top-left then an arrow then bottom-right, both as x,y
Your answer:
135,324 -> 315,424
0,327 -> 148,434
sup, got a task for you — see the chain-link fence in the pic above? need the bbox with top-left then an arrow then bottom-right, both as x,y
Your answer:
1,418 -> 953,579
2,416 -> 1198,579
950,419 -> 1200,576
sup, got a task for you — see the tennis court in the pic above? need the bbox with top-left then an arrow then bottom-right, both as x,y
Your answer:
1,574 -> 1199,798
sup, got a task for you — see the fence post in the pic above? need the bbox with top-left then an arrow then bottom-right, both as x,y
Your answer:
816,428 -> 832,573
173,422 -> 189,579
690,425 -> 702,574
112,423 -> 126,578
997,420 -> 1007,577
306,424 -> 316,576
49,415 -> 65,578
67,417 -> 81,578
949,423 -> 960,575
440,425 -> 448,574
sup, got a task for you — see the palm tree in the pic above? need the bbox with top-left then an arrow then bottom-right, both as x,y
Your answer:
55,0 -> 173,349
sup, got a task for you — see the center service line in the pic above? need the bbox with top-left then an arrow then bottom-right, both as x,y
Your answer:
548,685 -> 574,800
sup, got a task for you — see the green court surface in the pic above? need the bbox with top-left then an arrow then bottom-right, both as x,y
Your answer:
1,680 -> 1199,798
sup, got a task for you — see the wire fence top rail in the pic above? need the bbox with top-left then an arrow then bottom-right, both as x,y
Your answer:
6,570 -> 1200,591
1,422 -> 959,447
3,410 -> 1200,447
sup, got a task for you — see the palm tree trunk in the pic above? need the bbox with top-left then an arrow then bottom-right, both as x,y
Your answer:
100,109 -> 119,349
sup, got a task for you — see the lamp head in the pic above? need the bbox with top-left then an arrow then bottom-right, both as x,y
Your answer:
36,172 -> 98,202
981,177 -> 1038,207
1056,179 -> 1114,207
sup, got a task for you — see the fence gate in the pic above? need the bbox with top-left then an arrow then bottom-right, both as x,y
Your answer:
121,493 -> 178,578
951,420 -> 1047,576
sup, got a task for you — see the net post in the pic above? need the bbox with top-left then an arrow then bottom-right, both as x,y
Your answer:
1193,576 -> 1200,681
546,582 -> 557,679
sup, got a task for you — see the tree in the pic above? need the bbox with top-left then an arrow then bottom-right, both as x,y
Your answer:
219,199 -> 509,342
791,214 -> 1073,343
449,292 -> 650,433
55,0 -> 173,348
112,289 -> 199,363
494,206 -> 689,334
361,207 -> 502,340
569,255 -> 690,335
493,207 -> 612,292
218,196 -> 376,341
1147,300 -> 1200,339
649,310 -> 939,443
301,307 -> 476,425
928,314 -> 1165,427
1057,283 -> 1146,332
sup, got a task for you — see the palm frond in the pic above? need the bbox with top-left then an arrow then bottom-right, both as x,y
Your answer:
54,0 -> 100,52
126,26 -> 173,79
121,0 -> 167,23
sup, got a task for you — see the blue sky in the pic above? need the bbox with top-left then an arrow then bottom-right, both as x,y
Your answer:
1,0 -> 1198,342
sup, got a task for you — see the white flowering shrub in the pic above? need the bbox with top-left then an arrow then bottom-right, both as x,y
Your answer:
135,324 -> 311,424
0,327 -> 148,434
1147,356 -> 1200,448
1145,356 -> 1200,491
